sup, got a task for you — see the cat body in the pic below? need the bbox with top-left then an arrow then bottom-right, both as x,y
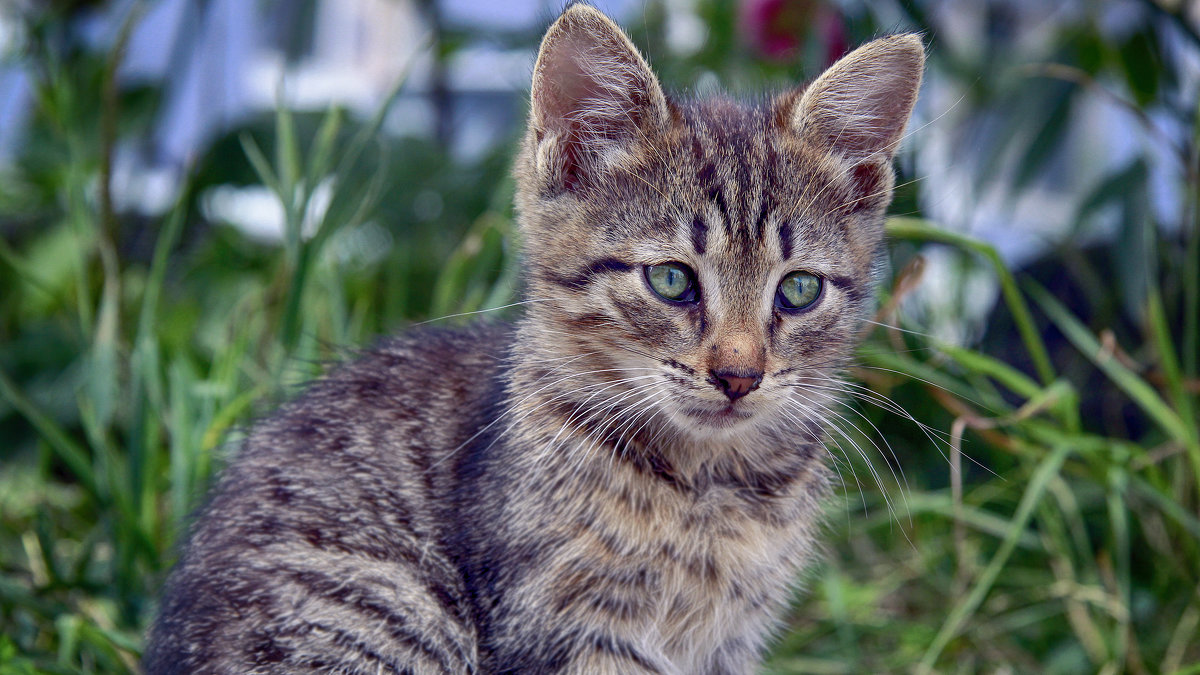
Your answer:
146,6 -> 923,673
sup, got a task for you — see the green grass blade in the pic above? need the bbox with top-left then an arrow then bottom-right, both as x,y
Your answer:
1107,465 -> 1132,668
1147,287 -> 1196,439
935,343 -> 1042,400
858,347 -> 1007,414
0,235 -> 57,298
167,359 -> 197,534
1130,475 -> 1200,540
54,614 -> 80,668
238,132 -> 282,200
275,100 -> 300,203
274,101 -> 303,262
1184,120 -> 1199,378
1027,282 -> 1192,446
136,188 -> 189,341
886,217 -> 1056,386
0,367 -> 100,500
130,337 -> 165,547
917,444 -> 1071,673
854,492 -> 1042,550
305,105 -> 344,191
332,53 -> 418,182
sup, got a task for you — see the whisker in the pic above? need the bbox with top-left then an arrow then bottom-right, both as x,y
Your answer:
849,364 -> 997,413
785,392 -> 908,526
561,383 -> 668,475
413,298 -> 556,326
802,377 -> 955,448
794,379 -> 915,495
776,405 -> 861,515
431,365 -> 663,470
859,318 -> 944,341
534,377 -> 662,466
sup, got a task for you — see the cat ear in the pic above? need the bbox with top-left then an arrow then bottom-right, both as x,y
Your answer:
529,4 -> 669,191
788,34 -> 924,161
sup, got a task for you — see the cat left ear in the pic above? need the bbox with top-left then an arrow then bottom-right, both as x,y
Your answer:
787,34 -> 924,161
529,4 -> 669,192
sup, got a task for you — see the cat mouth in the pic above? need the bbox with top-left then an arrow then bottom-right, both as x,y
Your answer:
682,404 -> 753,427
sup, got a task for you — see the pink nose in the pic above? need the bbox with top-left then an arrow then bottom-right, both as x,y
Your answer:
710,370 -> 762,401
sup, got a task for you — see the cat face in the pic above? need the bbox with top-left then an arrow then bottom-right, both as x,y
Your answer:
513,6 -> 922,445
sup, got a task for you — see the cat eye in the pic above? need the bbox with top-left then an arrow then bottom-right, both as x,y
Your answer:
645,262 -> 697,303
776,271 -> 823,311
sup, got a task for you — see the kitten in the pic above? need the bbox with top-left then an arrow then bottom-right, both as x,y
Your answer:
145,5 -> 922,674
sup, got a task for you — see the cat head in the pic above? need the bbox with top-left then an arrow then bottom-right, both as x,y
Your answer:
512,5 -> 922,445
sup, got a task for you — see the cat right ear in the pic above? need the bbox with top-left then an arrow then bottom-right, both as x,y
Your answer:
787,34 -> 924,161
529,4 -> 669,192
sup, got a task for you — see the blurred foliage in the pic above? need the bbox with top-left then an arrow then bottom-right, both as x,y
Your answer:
0,0 -> 1198,673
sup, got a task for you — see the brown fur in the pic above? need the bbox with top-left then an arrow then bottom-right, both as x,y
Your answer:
145,6 -> 922,673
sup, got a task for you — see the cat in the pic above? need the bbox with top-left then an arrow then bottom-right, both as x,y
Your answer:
144,4 -> 923,674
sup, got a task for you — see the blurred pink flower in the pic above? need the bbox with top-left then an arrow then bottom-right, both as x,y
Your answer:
740,0 -> 847,65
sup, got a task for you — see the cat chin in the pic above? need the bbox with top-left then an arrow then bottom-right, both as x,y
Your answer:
668,401 -> 765,437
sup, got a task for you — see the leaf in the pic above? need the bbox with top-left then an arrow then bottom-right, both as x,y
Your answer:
1013,81 -> 1073,191
1114,160 -> 1152,320
1071,159 -> 1145,240
1117,27 -> 1162,107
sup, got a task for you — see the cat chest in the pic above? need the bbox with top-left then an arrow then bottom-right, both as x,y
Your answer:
654,489 -> 813,659
559,477 -> 820,667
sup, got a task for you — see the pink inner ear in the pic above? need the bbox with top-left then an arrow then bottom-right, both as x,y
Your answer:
795,36 -> 923,160
536,33 -> 652,140
535,38 -> 597,191
531,12 -> 666,192
806,77 -> 916,158
536,36 -> 596,130
843,161 -> 888,213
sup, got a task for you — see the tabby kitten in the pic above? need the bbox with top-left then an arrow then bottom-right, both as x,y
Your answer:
145,5 -> 923,673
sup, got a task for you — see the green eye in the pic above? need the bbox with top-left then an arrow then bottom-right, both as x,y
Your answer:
645,262 -> 697,303
776,271 -> 822,310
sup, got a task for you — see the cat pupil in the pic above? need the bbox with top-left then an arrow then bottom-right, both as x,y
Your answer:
665,268 -> 684,288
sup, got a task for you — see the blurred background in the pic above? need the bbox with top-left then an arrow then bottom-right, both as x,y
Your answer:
1,0 -> 1198,672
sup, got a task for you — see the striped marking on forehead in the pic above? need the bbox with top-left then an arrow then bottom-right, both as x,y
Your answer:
691,216 -> 707,255
683,101 -> 792,256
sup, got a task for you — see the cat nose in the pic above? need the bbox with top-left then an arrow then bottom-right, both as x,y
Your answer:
710,369 -> 763,401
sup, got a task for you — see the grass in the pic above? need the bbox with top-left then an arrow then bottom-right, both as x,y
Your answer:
2,3 -> 1199,673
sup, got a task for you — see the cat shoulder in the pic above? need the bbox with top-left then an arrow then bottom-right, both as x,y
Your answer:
223,321 -> 513,473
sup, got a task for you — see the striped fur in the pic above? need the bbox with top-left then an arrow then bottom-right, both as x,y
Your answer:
145,5 -> 922,674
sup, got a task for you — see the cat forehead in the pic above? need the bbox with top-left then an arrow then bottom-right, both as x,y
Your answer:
670,96 -> 781,161
662,96 -> 834,194
641,98 -> 846,234
680,96 -> 771,137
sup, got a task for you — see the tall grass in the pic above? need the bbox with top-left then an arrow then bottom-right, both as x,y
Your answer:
1,3 -> 1198,674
